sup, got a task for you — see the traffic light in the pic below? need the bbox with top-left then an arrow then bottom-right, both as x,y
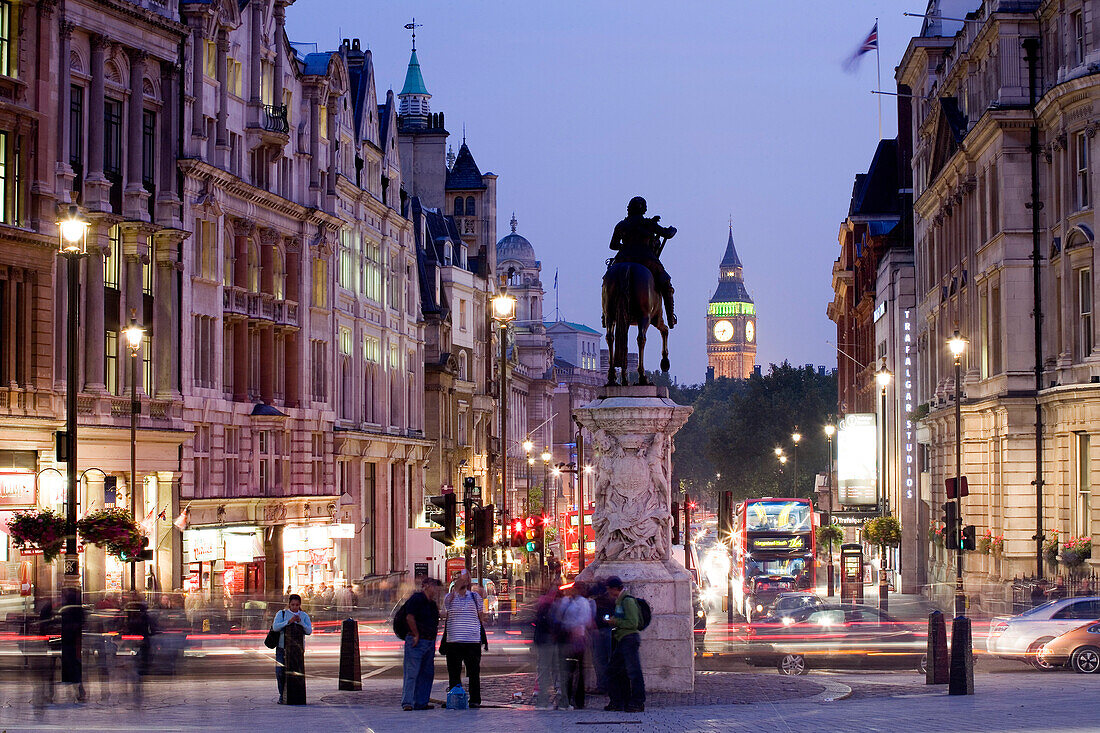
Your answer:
510,517 -> 525,547
473,504 -> 494,547
942,502 -> 959,550
524,516 -> 542,553
429,492 -> 458,546
961,524 -> 976,551
464,497 -> 477,548
671,501 -> 680,545
718,491 -> 733,543
119,535 -> 152,563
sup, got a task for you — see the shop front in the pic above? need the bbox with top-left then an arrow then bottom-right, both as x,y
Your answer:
282,523 -> 354,594
182,526 -> 266,597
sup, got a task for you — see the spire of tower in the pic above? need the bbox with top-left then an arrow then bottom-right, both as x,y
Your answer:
721,223 -> 743,270
510,212 -> 517,234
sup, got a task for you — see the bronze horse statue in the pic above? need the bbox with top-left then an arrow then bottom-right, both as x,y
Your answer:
602,257 -> 670,386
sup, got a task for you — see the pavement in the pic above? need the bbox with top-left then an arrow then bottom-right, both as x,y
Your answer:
0,663 -> 1096,732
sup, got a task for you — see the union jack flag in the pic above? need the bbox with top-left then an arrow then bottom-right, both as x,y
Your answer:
844,22 -> 879,72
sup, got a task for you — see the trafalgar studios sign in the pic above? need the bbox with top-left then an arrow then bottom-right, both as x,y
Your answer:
838,414 -> 877,507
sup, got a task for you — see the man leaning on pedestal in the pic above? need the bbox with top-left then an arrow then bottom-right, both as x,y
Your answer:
604,576 -> 645,713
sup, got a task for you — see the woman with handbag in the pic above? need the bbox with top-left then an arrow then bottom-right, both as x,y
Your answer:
440,571 -> 486,708
269,594 -> 312,703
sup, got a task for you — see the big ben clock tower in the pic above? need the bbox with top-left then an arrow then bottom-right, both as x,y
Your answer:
707,224 -> 756,379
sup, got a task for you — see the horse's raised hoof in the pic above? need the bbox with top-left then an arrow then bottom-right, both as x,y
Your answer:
660,357 -> 670,372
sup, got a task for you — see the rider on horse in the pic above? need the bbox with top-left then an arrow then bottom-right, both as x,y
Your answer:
607,196 -> 678,327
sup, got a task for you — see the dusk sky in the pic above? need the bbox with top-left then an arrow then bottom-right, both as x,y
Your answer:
289,1 -> 919,383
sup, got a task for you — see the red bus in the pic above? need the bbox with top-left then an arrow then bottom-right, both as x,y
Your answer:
731,498 -> 815,621
560,507 -> 595,577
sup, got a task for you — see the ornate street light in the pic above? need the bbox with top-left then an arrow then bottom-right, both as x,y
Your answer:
791,427 -> 802,495
491,288 -> 517,613
123,311 -> 144,591
823,423 -> 837,596
948,329 -> 968,617
875,357 -> 894,610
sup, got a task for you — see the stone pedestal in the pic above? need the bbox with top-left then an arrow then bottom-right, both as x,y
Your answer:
574,386 -> 694,692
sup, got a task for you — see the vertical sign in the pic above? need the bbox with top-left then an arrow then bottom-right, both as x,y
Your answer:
902,309 -> 915,502
838,414 -> 878,506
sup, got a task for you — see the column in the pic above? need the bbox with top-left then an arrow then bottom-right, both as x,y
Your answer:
215,27 -> 229,166
272,2 -> 286,108
285,331 -> 299,407
3,270 -> 15,385
84,35 -> 111,210
154,232 -> 183,397
233,221 -> 251,289
233,321 -> 248,402
18,273 -> 34,386
157,62 -> 182,226
120,225 -> 149,393
189,21 -> 206,139
83,225 -> 108,392
124,48 -> 150,220
326,100 -> 337,196
55,18 -> 75,199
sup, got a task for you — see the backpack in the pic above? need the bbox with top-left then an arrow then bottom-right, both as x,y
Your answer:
393,598 -> 411,639
625,594 -> 652,631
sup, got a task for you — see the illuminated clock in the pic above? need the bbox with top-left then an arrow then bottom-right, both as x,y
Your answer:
713,319 -> 734,342
745,320 -> 755,343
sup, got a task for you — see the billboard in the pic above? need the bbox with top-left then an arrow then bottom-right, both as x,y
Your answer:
837,413 -> 877,507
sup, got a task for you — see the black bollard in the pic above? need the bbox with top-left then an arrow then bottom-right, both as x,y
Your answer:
926,610 -> 949,684
284,623 -> 307,705
948,616 -> 974,695
338,618 -> 362,691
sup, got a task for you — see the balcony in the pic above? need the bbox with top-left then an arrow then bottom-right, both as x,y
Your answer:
223,287 -> 249,319
274,301 -> 299,328
263,105 -> 289,134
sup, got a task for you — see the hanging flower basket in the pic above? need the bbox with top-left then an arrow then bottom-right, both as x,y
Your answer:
989,534 -> 1005,556
929,523 -> 945,547
864,516 -> 902,548
76,508 -> 143,559
7,509 -> 67,562
1061,535 -> 1093,569
817,524 -> 843,550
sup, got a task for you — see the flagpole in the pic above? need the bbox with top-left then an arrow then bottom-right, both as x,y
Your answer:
876,17 -> 882,140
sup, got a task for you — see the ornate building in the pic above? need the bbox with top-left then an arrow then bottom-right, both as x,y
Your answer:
706,226 -> 756,379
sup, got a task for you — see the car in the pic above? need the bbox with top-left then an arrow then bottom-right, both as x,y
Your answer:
744,603 -> 925,675
744,574 -> 797,621
762,592 -> 824,623
987,597 -> 1100,669
1039,621 -> 1100,673
691,583 -> 707,651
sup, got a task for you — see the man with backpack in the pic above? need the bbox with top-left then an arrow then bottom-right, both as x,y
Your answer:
397,578 -> 442,711
604,576 -> 646,713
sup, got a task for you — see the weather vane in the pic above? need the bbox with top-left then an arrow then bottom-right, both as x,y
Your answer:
404,18 -> 422,51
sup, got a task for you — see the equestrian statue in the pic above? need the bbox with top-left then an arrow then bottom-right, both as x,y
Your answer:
602,196 -> 677,386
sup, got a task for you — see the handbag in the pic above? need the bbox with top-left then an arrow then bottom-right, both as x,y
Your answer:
264,610 -> 282,649
437,624 -> 449,655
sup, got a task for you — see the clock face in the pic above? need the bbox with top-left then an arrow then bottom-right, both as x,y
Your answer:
745,320 -> 755,343
713,319 -> 734,342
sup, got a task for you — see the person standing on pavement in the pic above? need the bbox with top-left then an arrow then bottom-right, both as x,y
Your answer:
442,571 -> 486,708
557,581 -> 595,709
401,578 -> 441,711
589,582 -> 614,694
271,594 -> 313,703
604,576 -> 644,713
533,584 -> 562,708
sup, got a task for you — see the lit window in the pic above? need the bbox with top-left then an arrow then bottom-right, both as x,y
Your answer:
105,225 -> 121,289
105,331 -> 119,394
0,1 -> 13,78
1077,131 -> 1090,210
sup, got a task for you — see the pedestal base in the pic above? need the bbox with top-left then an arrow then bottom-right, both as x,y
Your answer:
578,558 -> 694,692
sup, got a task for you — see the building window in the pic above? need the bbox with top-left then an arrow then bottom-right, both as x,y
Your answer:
364,241 -> 382,302
227,57 -> 243,97
0,1 -> 13,78
459,298 -> 467,331
338,228 -> 357,291
1077,131 -> 1090,210
104,98 -> 122,176
105,331 -> 119,394
70,85 -> 84,185
143,241 -> 155,296
362,462 -> 375,575
142,110 -> 156,189
194,219 -> 217,279
312,258 -> 327,307
453,197 -> 463,216
247,240 -> 260,293
193,315 -> 216,388
142,334 -> 153,396
193,425 -> 210,497
311,432 -> 325,488
1073,10 -> 1085,66
310,339 -> 327,402
465,196 -> 475,216
222,323 -> 234,396
223,228 -> 234,287
103,225 -> 121,288
0,132 -> 6,224
204,40 -> 216,78
274,251 -> 285,300
1077,432 -> 1092,536
1078,267 -> 1093,360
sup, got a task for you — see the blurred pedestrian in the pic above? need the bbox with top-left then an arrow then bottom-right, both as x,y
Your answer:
557,581 -> 595,709
271,594 -> 313,704
589,582 -> 614,694
442,571 -> 485,708
59,587 -> 86,703
400,578 -> 441,711
533,584 -> 562,708
123,593 -> 156,707
31,597 -> 56,709
605,576 -> 644,713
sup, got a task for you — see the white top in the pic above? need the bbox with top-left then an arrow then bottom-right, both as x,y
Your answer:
444,591 -> 483,643
271,608 -> 313,649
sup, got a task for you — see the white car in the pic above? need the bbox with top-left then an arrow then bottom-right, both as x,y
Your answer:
987,597 -> 1100,668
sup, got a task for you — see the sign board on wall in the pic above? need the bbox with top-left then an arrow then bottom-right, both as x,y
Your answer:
837,414 -> 877,507
0,473 -> 36,507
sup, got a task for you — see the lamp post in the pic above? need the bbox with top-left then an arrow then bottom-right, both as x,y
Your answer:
57,205 -> 88,686
948,330 -> 969,616
491,290 -> 516,608
824,423 -> 836,596
778,453 -> 788,491
123,311 -> 144,591
875,358 -> 893,609
791,428 -> 801,495
541,447 -> 551,580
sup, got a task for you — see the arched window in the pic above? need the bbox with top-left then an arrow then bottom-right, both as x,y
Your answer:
247,240 -> 261,293
453,197 -> 464,216
458,350 -> 468,381
443,242 -> 453,266
273,250 -> 286,300
465,196 -> 475,216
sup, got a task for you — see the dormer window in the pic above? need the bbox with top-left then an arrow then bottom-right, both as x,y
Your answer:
454,196 -> 463,216
443,242 -> 452,266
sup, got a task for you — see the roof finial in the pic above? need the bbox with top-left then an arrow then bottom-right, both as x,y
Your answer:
510,212 -> 517,234
462,122 -> 466,145
404,18 -> 422,51
446,144 -> 455,170
729,214 -> 733,231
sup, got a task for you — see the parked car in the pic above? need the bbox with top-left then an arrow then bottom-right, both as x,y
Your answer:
744,603 -> 925,675
1039,621 -> 1100,673
762,592 -> 824,624
987,597 -> 1100,669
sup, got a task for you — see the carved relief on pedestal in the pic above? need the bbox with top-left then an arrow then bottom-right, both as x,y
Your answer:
591,429 -> 670,561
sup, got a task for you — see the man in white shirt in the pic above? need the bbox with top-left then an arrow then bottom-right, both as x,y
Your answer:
272,594 -> 313,703
557,581 -> 596,709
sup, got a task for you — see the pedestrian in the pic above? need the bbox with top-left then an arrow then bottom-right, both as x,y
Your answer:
441,570 -> 486,708
604,576 -> 644,713
59,586 -> 87,703
557,581 -> 595,709
589,582 -> 614,694
401,578 -> 442,711
271,593 -> 313,704
123,592 -> 156,707
533,584 -> 562,708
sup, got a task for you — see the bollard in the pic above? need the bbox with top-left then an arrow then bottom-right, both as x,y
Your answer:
338,618 -> 362,691
284,622 -> 307,705
948,616 -> 974,695
926,610 -> 949,684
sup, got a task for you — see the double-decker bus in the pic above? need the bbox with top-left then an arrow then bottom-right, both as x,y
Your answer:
730,498 -> 815,621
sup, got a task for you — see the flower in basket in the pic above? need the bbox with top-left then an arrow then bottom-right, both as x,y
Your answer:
977,530 -> 993,555
1060,535 -> 1093,568
6,509 -> 67,562
1043,530 -> 1060,562
989,534 -> 1005,555
816,524 -> 844,550
76,508 -> 142,558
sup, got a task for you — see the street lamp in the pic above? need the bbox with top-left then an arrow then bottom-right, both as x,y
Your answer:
875,358 -> 893,609
541,448 -> 552,579
824,423 -> 836,596
491,289 -> 517,610
948,329 -> 969,616
123,311 -> 144,592
57,205 -> 88,688
791,428 -> 801,495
